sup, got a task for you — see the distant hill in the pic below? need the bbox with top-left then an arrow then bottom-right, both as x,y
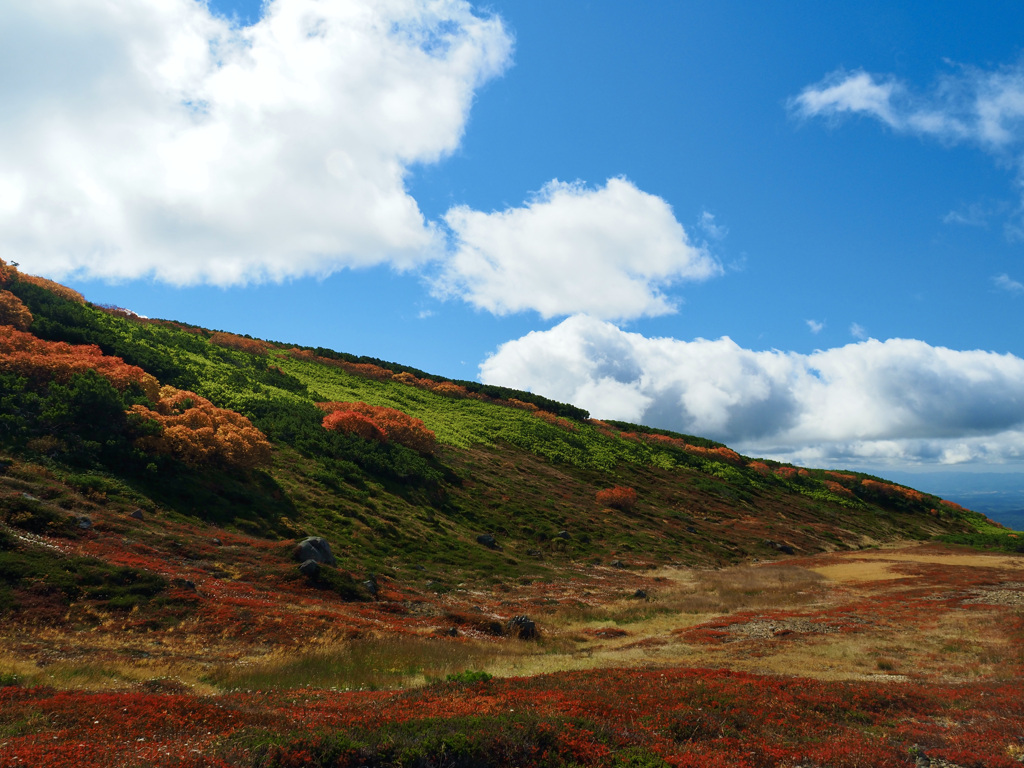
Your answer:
883,470 -> 1024,531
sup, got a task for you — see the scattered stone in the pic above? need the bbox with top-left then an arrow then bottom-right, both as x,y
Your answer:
476,533 -> 502,550
686,526 -> 697,534
610,559 -> 626,569
556,530 -> 571,540
129,509 -> 144,520
76,516 -> 92,530
412,564 -> 425,571
446,627 -> 459,637
211,538 -> 222,547
633,589 -> 648,600
526,550 -> 542,558
20,493 -> 38,502
294,536 -> 337,565
172,578 -> 197,592
506,615 -> 538,640
298,559 -> 321,579
363,574 -> 379,598
764,539 -> 795,555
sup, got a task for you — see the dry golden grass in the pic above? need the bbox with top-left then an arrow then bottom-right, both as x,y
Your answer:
2,544 -> 1022,692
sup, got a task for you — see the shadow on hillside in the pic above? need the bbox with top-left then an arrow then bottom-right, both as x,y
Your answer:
130,464 -> 298,539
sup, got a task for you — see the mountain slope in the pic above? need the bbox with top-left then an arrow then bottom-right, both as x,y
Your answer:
0,258 -> 1013,637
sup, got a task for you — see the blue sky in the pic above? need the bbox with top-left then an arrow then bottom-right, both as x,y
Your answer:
3,0 -> 1024,479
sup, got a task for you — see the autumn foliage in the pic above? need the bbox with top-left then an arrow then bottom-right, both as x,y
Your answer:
0,324 -> 159,399
319,401 -> 436,454
209,331 -> 269,355
622,431 -> 743,465
595,485 -> 638,512
130,386 -> 272,470
0,289 -> 33,330
14,272 -> 86,305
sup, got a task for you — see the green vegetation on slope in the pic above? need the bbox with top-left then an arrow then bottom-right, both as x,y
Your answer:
0,262 -> 1005,609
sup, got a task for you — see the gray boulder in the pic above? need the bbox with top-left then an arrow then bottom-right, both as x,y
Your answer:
476,533 -> 502,550
506,615 -> 538,640
298,559 -> 321,578
294,536 -> 337,565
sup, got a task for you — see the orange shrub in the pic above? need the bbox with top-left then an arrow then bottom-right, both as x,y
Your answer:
209,331 -> 269,355
427,381 -> 468,398
322,409 -> 387,442
0,290 -> 33,330
824,480 -> 855,499
16,273 -> 86,304
0,324 -> 159,399
825,471 -> 858,487
533,410 -> 577,431
596,486 -> 638,512
747,461 -> 771,475
130,387 -> 272,470
860,479 -> 925,504
319,401 -> 436,454
0,258 -> 15,284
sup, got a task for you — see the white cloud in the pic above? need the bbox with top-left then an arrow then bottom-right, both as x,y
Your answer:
698,210 -> 728,240
0,0 -> 512,285
850,322 -> 867,340
806,319 -> 824,334
791,70 -> 903,127
480,314 -> 1024,467
994,273 -> 1024,294
436,177 -> 720,319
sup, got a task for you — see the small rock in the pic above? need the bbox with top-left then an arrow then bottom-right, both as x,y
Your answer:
363,574 -> 379,598
633,589 -> 648,600
686,526 -> 697,534
506,615 -> 538,640
556,530 -> 571,540
526,549 -> 542,558
610,559 -> 626,569
298,559 -> 321,579
211,538 -> 222,547
476,533 -> 502,550
76,516 -> 92,530
412,564 -> 425,571
764,539 -> 795,555
129,509 -> 144,520
294,536 -> 337,565
446,627 -> 459,637
172,578 -> 197,592
20,493 -> 38,501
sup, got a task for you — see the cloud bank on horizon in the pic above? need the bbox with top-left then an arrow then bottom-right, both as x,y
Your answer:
480,316 -> 1024,467
2,0 -> 1023,470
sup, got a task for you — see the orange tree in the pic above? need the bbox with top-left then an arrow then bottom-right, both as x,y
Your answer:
318,401 -> 436,455
129,387 -> 272,471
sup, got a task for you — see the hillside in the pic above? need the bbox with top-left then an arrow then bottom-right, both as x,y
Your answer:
2,260 -> 1023,767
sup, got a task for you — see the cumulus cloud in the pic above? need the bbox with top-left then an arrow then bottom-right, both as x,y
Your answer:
480,314 -> 1024,467
0,0 -> 511,284
436,178 -> 721,319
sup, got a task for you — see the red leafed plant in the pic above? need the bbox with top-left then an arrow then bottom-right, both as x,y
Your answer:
319,401 -> 436,454
129,386 -> 272,470
0,324 -> 159,398
595,485 -> 638,512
